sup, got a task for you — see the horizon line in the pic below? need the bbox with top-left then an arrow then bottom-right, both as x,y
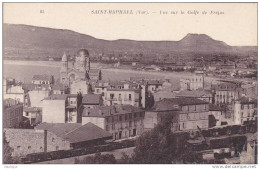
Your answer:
3,22 -> 257,47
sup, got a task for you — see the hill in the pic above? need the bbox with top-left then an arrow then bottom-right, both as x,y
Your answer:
3,23 -> 257,60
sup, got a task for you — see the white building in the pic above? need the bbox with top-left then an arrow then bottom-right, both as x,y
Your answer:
233,97 -> 257,125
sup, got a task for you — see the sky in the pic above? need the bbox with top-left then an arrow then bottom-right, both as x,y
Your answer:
3,3 -> 257,46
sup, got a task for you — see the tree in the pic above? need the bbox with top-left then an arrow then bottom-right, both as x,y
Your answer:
117,152 -> 132,164
131,112 -> 180,164
128,112 -> 202,164
3,132 -> 14,164
75,153 -> 116,164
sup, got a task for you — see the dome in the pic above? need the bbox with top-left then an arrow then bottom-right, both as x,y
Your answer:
62,52 -> 68,62
77,48 -> 89,57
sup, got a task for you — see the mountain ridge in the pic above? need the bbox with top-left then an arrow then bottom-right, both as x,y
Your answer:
3,23 -> 257,59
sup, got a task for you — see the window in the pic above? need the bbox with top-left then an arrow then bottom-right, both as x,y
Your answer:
241,105 -> 244,110
106,125 -> 109,131
134,113 -> 137,118
129,121 -> 132,127
129,94 -> 132,101
112,117 -> 114,123
110,93 -> 114,99
129,113 -> 132,119
28,146 -> 31,150
119,115 -> 122,121
26,112 -> 29,116
140,112 -> 143,118
125,114 -> 128,120
112,124 -> 115,130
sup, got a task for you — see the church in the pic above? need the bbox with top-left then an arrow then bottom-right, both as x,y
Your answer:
60,49 -> 102,93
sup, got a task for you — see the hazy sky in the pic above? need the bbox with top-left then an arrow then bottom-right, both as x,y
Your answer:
3,3 -> 257,46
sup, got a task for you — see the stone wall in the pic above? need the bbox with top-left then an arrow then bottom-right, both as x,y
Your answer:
4,129 -> 71,157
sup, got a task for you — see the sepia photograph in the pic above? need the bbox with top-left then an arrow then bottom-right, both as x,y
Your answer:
2,2 -> 258,165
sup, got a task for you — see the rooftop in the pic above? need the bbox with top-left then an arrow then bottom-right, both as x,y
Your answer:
51,83 -> 67,91
82,105 -> 144,117
64,122 -> 112,143
176,90 -> 212,98
82,94 -> 101,105
153,98 -> 208,111
209,104 -> 223,111
32,74 -> 53,81
34,122 -> 112,143
44,94 -> 78,100
236,97 -> 257,104
22,84 -> 51,91
35,123 -> 82,137
24,107 -> 42,112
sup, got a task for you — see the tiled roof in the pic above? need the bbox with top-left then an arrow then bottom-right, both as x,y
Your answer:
24,107 -> 42,112
236,97 -> 257,104
51,84 -> 67,90
22,84 -> 51,91
209,104 -> 222,111
32,74 -> 53,81
82,94 -> 101,105
176,90 -> 212,98
44,94 -> 78,100
157,98 -> 208,107
35,123 -> 82,137
34,122 -> 112,143
64,122 -> 112,143
82,105 -> 144,117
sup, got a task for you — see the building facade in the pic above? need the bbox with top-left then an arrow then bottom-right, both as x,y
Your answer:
233,97 -> 257,125
180,75 -> 204,91
42,94 -> 82,123
3,98 -> 24,128
145,98 -> 210,132
82,105 -> 145,140
104,81 -> 141,107
59,49 -> 101,87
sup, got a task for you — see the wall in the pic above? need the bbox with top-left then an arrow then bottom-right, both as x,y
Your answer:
143,111 -> 158,130
3,104 -> 23,128
4,129 -> 70,157
179,104 -> 209,131
82,117 -> 105,129
28,90 -> 50,108
4,93 -> 24,103
70,81 -> 90,94
42,100 -> 66,123
105,90 -> 140,107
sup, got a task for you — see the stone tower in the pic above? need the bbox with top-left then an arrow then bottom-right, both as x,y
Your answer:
61,52 -> 68,73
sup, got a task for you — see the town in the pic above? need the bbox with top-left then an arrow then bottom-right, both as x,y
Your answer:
3,48 -> 257,164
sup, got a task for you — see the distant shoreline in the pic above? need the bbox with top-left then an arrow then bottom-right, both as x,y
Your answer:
3,60 -> 220,85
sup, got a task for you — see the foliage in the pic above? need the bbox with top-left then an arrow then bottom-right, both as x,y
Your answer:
75,153 -> 116,164
130,112 -> 180,164
3,132 -> 21,164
